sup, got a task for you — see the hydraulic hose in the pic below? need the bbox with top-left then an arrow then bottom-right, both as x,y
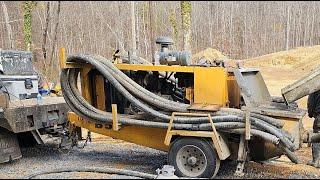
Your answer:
64,55 -> 208,123
85,54 -> 188,112
226,128 -> 280,145
61,72 -> 256,130
60,54 -> 298,163
219,108 -> 294,143
24,167 -> 157,179
94,55 -> 187,111
219,108 -> 284,129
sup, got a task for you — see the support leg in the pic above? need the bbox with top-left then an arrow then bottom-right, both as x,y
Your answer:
234,135 -> 248,177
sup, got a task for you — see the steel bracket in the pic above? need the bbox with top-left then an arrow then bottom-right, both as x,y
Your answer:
164,112 -> 230,160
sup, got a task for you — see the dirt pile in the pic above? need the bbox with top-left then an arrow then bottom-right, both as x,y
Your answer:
243,45 -> 320,72
192,45 -> 320,73
192,48 -> 229,64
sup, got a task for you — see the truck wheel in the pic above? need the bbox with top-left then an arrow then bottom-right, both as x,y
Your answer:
168,137 -> 220,178
0,127 -> 22,163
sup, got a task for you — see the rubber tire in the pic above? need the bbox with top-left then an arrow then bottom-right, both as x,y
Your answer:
0,127 -> 22,163
168,137 -> 220,178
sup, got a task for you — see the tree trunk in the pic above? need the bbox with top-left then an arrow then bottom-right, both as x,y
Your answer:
169,7 -> 178,49
148,1 -> 155,63
23,1 -> 37,51
310,1 -> 315,45
180,1 -> 192,52
1,1 -> 14,49
142,2 -> 148,58
136,3 -> 140,55
285,4 -> 291,51
115,1 -> 125,53
207,2 -> 213,47
49,1 -> 61,71
42,1 -> 50,60
130,1 -> 137,56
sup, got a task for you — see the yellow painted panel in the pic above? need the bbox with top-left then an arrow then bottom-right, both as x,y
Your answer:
276,117 -> 301,147
68,113 -> 169,151
81,67 -> 92,103
95,75 -> 106,111
59,48 -> 66,69
194,67 -> 228,106
185,87 -> 194,102
227,76 -> 241,108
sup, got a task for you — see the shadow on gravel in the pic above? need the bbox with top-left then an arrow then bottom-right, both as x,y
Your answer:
20,143 -> 62,158
75,150 -> 167,167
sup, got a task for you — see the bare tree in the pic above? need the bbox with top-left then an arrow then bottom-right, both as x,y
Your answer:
2,1 -> 320,82
148,1 -> 155,62
23,1 -> 37,51
49,1 -> 61,74
49,1 -> 61,69
285,3 -> 291,51
169,7 -> 179,49
130,1 -> 136,55
180,1 -> 192,51
1,1 -> 14,49
42,1 -> 50,60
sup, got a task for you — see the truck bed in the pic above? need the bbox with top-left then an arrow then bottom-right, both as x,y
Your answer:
8,97 -> 66,108
0,97 -> 69,133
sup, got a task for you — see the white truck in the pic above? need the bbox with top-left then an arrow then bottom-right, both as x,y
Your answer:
0,50 -> 69,163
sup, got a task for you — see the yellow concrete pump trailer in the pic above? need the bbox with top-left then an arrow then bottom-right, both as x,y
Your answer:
59,38 -> 312,178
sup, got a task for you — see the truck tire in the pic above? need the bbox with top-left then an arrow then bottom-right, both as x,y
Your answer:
168,137 -> 220,178
0,127 -> 22,163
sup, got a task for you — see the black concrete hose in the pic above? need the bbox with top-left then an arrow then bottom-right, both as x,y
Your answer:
64,54 -> 288,127
24,167 -> 157,179
219,108 -> 284,129
219,108 -> 294,143
226,128 -> 280,145
93,54 -> 189,112
63,55 -> 207,123
60,54 -> 298,163
61,71 -> 257,130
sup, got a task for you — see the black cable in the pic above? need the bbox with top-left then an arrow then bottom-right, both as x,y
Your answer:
24,167 -> 157,179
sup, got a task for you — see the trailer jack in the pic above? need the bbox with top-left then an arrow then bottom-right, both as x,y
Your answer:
234,135 -> 249,177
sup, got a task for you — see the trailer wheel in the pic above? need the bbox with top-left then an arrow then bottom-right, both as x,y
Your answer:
168,137 -> 220,178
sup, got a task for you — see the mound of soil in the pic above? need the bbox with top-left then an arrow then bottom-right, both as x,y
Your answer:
242,45 -> 320,73
192,48 -> 229,64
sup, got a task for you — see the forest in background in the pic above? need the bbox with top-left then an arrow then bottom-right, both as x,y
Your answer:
1,1 -> 320,82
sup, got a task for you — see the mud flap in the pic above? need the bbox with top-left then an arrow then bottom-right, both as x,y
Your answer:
0,127 -> 22,163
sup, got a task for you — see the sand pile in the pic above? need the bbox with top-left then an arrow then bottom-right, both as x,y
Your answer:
243,45 -> 320,72
192,48 -> 229,64
192,45 -> 320,73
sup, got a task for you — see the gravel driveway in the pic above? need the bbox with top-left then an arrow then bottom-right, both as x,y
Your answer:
1,136 -> 320,179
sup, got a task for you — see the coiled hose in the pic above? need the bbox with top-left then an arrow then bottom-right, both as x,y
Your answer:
60,54 -> 299,163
